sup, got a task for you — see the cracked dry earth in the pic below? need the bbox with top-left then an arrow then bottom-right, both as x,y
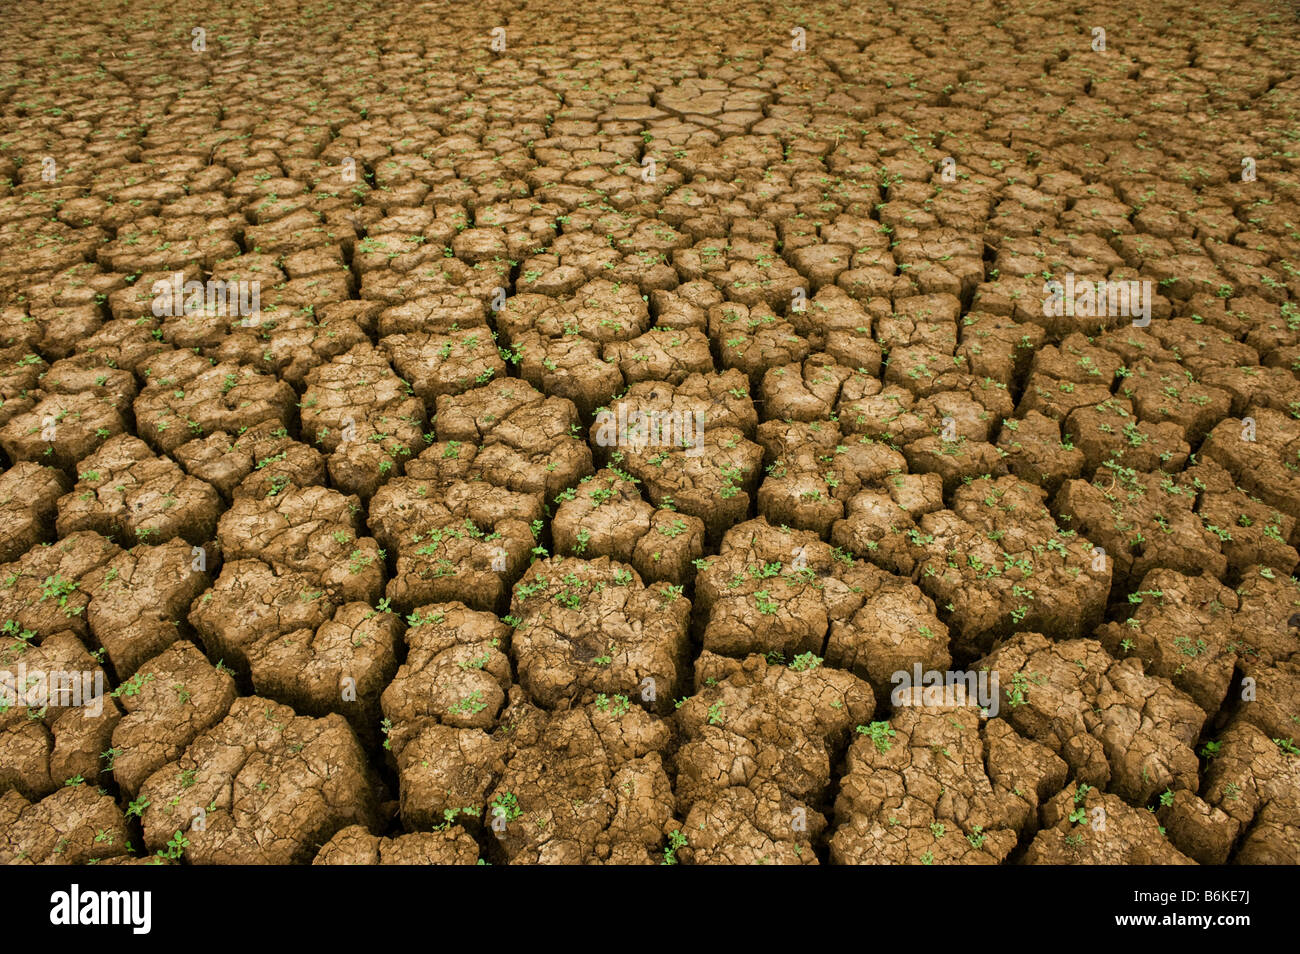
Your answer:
1,0 -> 1299,867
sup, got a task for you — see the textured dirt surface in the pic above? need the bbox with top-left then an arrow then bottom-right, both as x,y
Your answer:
1,0 -> 1299,865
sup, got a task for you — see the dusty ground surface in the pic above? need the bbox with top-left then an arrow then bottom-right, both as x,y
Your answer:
1,0 -> 1299,865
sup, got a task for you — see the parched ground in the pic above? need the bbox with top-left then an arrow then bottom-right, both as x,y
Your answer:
1,0 -> 1298,865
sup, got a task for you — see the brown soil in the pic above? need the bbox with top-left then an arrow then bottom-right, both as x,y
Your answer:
1,0 -> 1297,866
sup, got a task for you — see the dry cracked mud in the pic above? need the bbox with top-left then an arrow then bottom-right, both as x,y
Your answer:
1,0 -> 1298,866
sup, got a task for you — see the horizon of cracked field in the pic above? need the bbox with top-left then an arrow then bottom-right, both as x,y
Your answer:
0,0 -> 1298,866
